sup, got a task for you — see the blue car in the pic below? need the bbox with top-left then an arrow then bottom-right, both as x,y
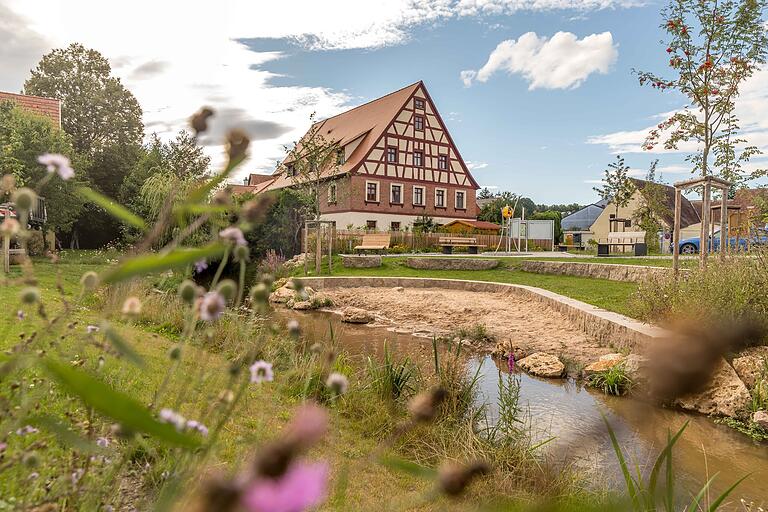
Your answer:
678,229 -> 768,254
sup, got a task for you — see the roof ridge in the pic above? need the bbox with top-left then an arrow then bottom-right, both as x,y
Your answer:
0,90 -> 60,102
316,81 -> 422,124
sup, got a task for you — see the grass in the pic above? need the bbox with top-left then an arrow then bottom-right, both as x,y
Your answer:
300,255 -> 639,316
588,364 -> 633,396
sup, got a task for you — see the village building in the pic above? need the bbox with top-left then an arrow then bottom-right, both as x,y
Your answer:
238,81 -> 480,231
0,90 -> 61,128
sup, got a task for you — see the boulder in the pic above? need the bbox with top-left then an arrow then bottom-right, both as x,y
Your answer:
518,352 -> 565,378
341,307 -> 373,324
753,410 -> 768,429
623,354 -> 649,384
405,257 -> 498,271
491,340 -> 528,361
732,354 -> 766,389
269,285 -> 296,303
674,359 -> 751,418
584,355 -> 626,377
341,255 -> 382,268
291,301 -> 313,311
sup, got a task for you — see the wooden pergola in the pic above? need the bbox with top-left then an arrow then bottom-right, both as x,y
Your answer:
672,175 -> 732,274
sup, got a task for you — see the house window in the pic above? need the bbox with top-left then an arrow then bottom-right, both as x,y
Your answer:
365,181 -> 379,202
414,116 -> 424,131
328,183 -> 337,204
366,220 -> 377,230
336,149 -> 345,165
438,155 -> 448,170
413,186 -> 425,206
390,183 -> 402,204
286,163 -> 296,177
414,98 -> 425,109
386,146 -> 398,163
455,190 -> 465,210
413,150 -> 423,167
435,188 -> 446,208
390,221 -> 401,231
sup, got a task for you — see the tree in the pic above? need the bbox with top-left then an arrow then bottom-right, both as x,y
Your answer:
593,155 -> 636,217
477,191 -> 535,224
478,187 -> 495,199
530,210 -> 563,243
636,0 -> 768,185
633,160 -> 671,251
0,101 -> 85,239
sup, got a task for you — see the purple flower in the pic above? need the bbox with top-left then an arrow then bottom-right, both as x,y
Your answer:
242,462 -> 329,512
16,425 -> 39,436
285,403 -> 328,449
159,408 -> 186,431
219,226 -> 247,246
86,324 -> 100,334
38,153 -> 75,180
250,360 -> 274,384
325,372 -> 349,395
96,437 -> 110,448
507,353 -> 515,373
198,291 -> 226,321
17,310 -> 25,321
194,259 -> 208,274
0,442 -> 7,453
186,419 -> 209,436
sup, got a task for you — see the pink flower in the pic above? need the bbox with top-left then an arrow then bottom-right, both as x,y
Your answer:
507,353 -> 515,373
219,226 -> 247,246
250,360 -> 274,384
199,291 -> 226,321
285,403 -> 328,450
37,153 -> 75,180
159,408 -> 186,431
242,462 -> 328,512
194,259 -> 208,273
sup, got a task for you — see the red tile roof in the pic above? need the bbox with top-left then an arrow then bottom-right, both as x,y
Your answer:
0,91 -> 61,128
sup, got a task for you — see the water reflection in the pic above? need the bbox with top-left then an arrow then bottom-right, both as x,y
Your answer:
277,308 -> 768,508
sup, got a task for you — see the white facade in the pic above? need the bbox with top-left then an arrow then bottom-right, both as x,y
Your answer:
320,211 -> 463,231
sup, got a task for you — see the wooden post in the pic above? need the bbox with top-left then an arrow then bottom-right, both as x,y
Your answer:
327,223 -> 333,274
700,180 -> 711,269
315,221 -> 322,274
673,188 -> 681,277
303,222 -> 308,276
2,235 -> 9,274
719,190 -> 727,261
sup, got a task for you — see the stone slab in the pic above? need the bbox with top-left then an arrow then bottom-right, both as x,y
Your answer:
405,257 -> 499,271
341,254 -> 382,268
519,260 -> 685,283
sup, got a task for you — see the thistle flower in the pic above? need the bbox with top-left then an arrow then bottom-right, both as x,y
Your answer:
178,279 -> 198,304
122,296 -> 142,316
284,402 -> 328,451
159,408 -> 186,431
37,153 -> 75,180
80,271 -> 99,290
325,372 -> 348,395
227,129 -> 250,162
219,226 -> 247,247
1,174 -> 15,193
408,387 -> 447,423
194,259 -> 208,274
437,460 -> 490,497
0,217 -> 20,237
287,320 -> 300,337
12,188 -> 36,211
17,310 -> 25,321
186,419 -> 209,436
199,291 -> 226,321
190,106 -> 214,135
242,462 -> 328,512
96,437 -> 110,448
20,287 -> 40,304
250,360 -> 274,384
217,279 -> 237,301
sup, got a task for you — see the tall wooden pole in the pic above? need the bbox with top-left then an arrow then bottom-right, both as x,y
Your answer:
673,188 -> 681,277
315,222 -> 322,274
327,224 -> 333,274
303,222 -> 308,276
700,181 -> 711,269
719,190 -> 727,261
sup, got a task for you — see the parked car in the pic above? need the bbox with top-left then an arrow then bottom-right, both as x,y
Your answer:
677,229 -> 768,254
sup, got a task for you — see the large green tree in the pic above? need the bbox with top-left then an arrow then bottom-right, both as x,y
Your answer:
477,191 -> 536,224
0,101 -> 85,237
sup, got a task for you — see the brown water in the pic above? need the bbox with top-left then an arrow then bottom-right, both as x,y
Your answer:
277,308 -> 768,508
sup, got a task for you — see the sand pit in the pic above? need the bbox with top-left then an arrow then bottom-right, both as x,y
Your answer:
324,286 -> 612,364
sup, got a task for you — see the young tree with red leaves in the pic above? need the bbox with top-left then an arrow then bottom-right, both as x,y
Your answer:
636,0 -> 767,187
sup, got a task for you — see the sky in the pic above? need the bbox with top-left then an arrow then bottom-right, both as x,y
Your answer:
1,0 -> 767,204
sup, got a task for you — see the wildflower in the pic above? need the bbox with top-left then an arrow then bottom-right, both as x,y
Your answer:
71,468 -> 84,486
325,373 -> 348,395
0,217 -> 20,237
38,153 -> 75,180
242,462 -> 329,512
217,279 -> 237,301
219,226 -> 247,247
12,187 -> 36,211
80,271 -> 99,291
178,279 -> 198,304
96,437 -> 110,448
16,425 -> 39,436
1,174 -> 15,193
190,106 -> 214,135
186,419 -> 209,436
234,244 -> 250,262
0,442 -> 6,453
250,361 -> 274,384
227,129 -> 250,162
159,408 -> 186,431
284,402 -> 328,451
408,387 -> 447,423
194,259 -> 208,273
507,353 -> 515,373
199,291 -> 226,321
28,472 -> 39,480
250,283 -> 270,305
437,460 -> 490,497
17,310 -> 25,321
122,296 -> 142,316
287,320 -> 300,337
19,287 -> 40,304
86,324 -> 100,334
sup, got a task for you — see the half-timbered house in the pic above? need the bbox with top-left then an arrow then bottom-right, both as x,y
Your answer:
251,81 -> 480,231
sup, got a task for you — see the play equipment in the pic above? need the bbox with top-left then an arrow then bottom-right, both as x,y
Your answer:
495,201 -> 555,253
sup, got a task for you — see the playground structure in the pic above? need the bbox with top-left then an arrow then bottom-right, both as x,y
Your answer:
302,220 -> 335,276
495,203 -> 555,253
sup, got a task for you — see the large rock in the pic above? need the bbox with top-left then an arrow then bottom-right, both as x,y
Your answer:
291,300 -> 313,310
341,255 -> 382,268
753,410 -> 768,429
674,359 -> 751,418
491,340 -> 528,361
269,285 -> 296,303
584,354 -> 626,377
405,257 -> 498,271
518,352 -> 565,378
732,355 -> 765,389
623,354 -> 650,385
341,307 -> 373,324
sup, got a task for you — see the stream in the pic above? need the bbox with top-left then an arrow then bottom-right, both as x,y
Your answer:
275,308 -> 768,508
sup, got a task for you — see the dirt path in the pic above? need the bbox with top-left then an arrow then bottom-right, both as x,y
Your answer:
323,286 -> 612,365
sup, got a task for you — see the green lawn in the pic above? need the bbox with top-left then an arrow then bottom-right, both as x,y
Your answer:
299,256 -> 639,317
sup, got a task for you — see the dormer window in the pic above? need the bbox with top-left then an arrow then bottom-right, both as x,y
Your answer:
414,116 -> 424,131
414,98 -> 425,109
336,149 -> 345,165
286,164 -> 297,177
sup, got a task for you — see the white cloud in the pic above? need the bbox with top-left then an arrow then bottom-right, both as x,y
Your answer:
461,31 -> 618,89
479,184 -> 500,189
466,160 -> 489,170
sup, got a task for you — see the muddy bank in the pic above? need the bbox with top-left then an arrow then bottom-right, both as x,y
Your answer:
322,286 -> 613,365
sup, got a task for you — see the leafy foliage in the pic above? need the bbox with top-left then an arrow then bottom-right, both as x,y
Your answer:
593,155 -> 636,217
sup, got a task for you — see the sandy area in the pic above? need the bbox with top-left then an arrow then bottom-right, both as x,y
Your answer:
324,286 -> 612,364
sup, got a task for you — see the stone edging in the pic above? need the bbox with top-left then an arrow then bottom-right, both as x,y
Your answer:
520,260 -> 687,283
296,276 -> 667,352
405,257 -> 498,270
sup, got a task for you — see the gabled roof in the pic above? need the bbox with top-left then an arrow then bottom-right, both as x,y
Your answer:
630,178 -> 700,228
0,91 -> 61,128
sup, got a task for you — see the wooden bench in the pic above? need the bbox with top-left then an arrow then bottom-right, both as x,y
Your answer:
438,237 -> 486,255
354,233 -> 391,254
597,231 -> 647,257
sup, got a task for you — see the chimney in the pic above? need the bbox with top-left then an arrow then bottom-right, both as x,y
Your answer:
243,176 -> 249,185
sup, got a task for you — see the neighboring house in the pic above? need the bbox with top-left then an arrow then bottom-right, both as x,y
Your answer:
228,173 -> 274,195
442,219 -> 501,234
0,91 -> 61,128
247,81 -> 480,231
589,178 -> 701,242
561,198 -> 608,246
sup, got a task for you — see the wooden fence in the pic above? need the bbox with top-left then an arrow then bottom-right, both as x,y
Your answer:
321,230 -> 554,253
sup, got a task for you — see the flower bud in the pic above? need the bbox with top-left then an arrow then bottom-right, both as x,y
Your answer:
23,452 -> 39,468
233,244 -> 250,263
121,296 -> 142,317
260,273 -> 275,287
438,460 -> 490,497
13,187 -> 36,211
80,271 -> 99,291
226,129 -> 250,162
287,319 -> 300,338
250,282 -> 270,304
178,279 -> 197,304
20,287 -> 40,304
408,387 -> 447,423
216,279 -> 237,301
169,346 -> 181,360
189,107 -> 214,135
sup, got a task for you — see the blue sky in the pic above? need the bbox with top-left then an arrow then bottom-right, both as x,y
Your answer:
3,0 -> 767,204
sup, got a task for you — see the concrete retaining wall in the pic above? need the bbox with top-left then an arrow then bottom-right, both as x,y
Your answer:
341,255 -> 382,268
405,257 -> 498,270
296,276 -> 667,352
520,260 -> 682,283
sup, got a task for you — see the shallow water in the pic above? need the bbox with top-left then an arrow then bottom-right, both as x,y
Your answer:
277,308 -> 768,508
